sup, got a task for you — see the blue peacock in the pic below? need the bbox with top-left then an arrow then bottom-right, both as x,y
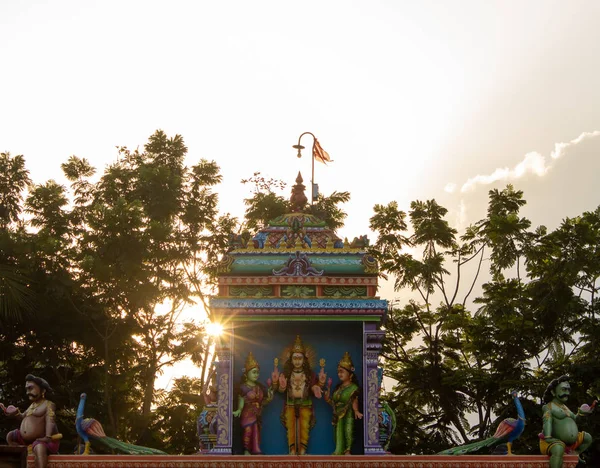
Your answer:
76,393 -> 166,455
439,391 -> 525,455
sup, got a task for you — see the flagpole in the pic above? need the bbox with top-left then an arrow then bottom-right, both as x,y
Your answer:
293,131 -> 317,204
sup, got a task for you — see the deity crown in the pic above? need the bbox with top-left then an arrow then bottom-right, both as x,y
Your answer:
292,335 -> 306,354
244,352 -> 259,373
338,351 -> 355,372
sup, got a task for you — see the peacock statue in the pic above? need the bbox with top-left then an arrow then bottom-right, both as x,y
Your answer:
76,393 -> 167,455
439,391 -> 525,455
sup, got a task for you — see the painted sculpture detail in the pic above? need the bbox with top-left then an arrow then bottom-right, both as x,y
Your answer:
232,352 -> 273,454
76,393 -> 166,455
439,391 -> 525,455
324,352 -> 363,455
197,366 -> 218,453
377,367 -> 396,452
539,375 -> 595,467
271,335 -> 327,455
1,374 -> 61,468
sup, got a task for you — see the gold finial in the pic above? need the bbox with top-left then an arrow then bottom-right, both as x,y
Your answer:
292,335 -> 305,354
319,358 -> 326,368
244,352 -> 259,372
274,357 -> 279,368
338,352 -> 355,372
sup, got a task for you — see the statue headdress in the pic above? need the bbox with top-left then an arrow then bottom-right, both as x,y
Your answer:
292,335 -> 306,355
338,352 -> 355,373
280,334 -> 316,368
243,352 -> 259,373
25,374 -> 52,393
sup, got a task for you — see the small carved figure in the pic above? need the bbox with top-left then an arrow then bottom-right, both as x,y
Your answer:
539,375 -> 595,467
1,374 -> 61,468
271,335 -> 327,455
233,352 -> 273,455
324,352 -> 363,455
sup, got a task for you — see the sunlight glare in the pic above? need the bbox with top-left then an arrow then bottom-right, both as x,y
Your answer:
206,322 -> 224,337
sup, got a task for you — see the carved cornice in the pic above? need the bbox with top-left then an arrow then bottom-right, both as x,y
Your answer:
210,298 -> 387,310
364,330 -> 385,367
219,276 -> 378,285
213,308 -> 385,317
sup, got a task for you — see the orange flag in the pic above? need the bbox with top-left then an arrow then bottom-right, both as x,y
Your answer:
313,138 -> 332,164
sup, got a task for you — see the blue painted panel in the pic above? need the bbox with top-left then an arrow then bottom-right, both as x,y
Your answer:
231,321 -> 364,455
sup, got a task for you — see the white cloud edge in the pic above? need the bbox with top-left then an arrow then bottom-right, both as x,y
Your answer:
445,130 -> 600,194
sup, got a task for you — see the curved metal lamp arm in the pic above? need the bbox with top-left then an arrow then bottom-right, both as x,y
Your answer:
293,132 -> 318,203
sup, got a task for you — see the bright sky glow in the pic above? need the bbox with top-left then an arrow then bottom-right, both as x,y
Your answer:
3,0 -> 600,387
205,322 -> 224,338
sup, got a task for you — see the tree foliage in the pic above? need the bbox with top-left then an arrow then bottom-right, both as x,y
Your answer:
370,186 -> 600,461
0,131 -> 232,452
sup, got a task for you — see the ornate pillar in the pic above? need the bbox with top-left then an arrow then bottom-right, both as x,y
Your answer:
363,323 -> 386,455
211,326 -> 234,454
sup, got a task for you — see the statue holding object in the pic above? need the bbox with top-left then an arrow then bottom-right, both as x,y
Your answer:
1,374 -> 61,468
324,352 -> 363,455
271,335 -> 327,455
232,352 -> 273,455
539,375 -> 595,468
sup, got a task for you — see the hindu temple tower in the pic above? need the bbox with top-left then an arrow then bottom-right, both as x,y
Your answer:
209,172 -> 388,455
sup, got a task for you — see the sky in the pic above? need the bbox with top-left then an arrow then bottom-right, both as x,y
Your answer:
2,1 -> 600,386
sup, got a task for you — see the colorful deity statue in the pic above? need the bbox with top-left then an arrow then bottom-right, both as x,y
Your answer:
539,375 -> 596,467
1,375 -> 61,468
233,352 -> 273,455
196,366 -> 218,453
271,335 -> 327,455
324,352 -> 363,455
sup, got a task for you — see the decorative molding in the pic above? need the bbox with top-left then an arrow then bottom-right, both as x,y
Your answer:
364,330 -> 385,367
322,286 -> 367,297
219,276 -> 378,285
229,286 -> 274,297
273,251 -> 324,276
210,298 -> 388,310
366,368 -> 380,447
214,308 -> 386,317
31,454 -> 579,467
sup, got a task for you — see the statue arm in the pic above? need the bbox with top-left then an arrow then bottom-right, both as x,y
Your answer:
352,395 -> 363,419
45,402 -> 57,438
542,405 -> 553,438
0,403 -> 24,421
232,395 -> 244,417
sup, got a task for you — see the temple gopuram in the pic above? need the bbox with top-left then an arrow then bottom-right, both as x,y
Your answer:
209,172 -> 387,456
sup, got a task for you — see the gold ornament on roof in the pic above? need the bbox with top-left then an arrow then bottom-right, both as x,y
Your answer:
338,351 -> 355,372
244,352 -> 259,373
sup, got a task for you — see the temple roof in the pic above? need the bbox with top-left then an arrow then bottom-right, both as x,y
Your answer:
219,173 -> 376,275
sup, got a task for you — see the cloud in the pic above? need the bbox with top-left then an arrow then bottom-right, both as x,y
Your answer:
449,130 -> 600,193
550,130 -> 600,160
444,183 -> 457,193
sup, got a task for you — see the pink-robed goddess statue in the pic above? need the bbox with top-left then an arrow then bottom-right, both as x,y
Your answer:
233,352 -> 273,455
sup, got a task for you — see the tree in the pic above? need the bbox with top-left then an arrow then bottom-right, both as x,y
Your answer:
0,131 -> 234,451
64,131 -> 233,441
369,186 -> 566,453
241,171 -> 350,231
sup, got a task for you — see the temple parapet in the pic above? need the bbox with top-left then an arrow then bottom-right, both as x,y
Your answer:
26,454 -> 579,467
